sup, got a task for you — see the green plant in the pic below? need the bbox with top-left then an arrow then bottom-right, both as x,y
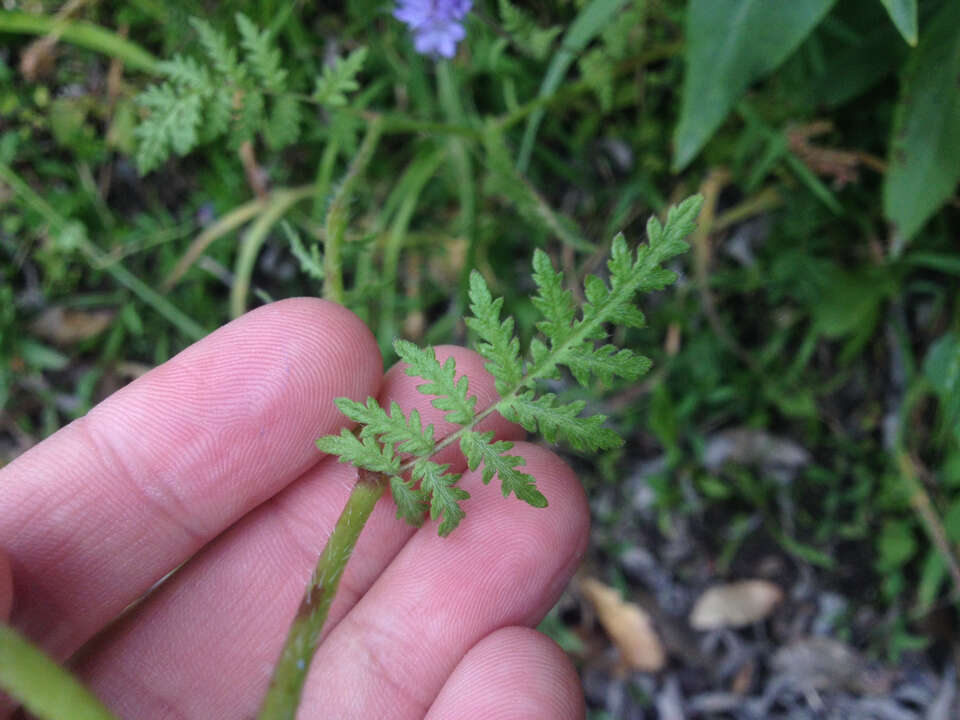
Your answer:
133,13 -> 366,173
259,194 -> 703,717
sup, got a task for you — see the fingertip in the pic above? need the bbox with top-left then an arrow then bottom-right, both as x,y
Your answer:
427,626 -> 585,720
254,297 -> 383,386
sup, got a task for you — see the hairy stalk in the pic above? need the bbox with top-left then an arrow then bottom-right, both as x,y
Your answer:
323,117 -> 383,304
257,470 -> 386,720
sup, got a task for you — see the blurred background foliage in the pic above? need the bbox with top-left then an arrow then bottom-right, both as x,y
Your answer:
1,0 -> 960,709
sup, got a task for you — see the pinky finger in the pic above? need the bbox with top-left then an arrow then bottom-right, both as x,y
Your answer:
426,626 -> 584,720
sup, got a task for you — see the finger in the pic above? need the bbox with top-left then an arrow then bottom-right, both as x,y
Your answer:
74,347 -> 524,719
425,627 -> 584,720
298,442 -> 589,719
0,298 -> 382,659
0,550 -> 12,715
0,550 -> 11,622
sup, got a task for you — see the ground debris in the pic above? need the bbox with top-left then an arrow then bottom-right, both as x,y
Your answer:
690,580 -> 784,630
580,577 -> 667,673
29,306 -> 116,345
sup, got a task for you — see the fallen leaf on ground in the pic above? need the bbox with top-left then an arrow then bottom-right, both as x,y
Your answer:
580,577 -> 665,672
30,307 -> 116,345
690,579 -> 783,630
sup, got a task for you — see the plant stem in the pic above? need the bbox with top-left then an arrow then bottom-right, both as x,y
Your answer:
162,195 -> 272,291
257,469 -> 386,720
323,118 -> 383,305
230,186 -> 315,318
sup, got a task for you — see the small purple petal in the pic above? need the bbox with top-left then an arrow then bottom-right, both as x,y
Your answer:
394,0 -> 472,58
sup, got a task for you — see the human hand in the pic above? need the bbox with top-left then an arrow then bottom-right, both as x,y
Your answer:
0,299 -> 588,719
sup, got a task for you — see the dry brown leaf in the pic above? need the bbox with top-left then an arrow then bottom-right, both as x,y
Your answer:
580,577 -> 665,672
30,307 -> 116,345
689,579 -> 783,630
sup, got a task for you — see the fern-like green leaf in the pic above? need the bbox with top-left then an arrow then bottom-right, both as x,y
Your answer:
501,392 -> 622,452
531,249 -> 577,346
644,196 -> 702,267
412,459 -> 468,536
499,0 -> 562,60
314,47 -> 368,107
133,84 -> 203,173
465,270 -> 522,396
190,17 -> 242,81
315,429 -> 400,475
285,224 -> 325,282
334,397 -> 435,457
317,196 -> 703,537
235,12 -> 287,91
233,90 -> 265,147
388,475 -> 428,526
158,55 -> 211,89
265,94 -> 302,150
394,340 -> 477,425
583,269 -> 646,329
565,344 -> 652,387
201,87 -> 233,143
460,431 -> 547,508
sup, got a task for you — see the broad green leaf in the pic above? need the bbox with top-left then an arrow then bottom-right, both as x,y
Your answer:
883,1 -> 960,241
879,0 -> 917,46
673,0 -> 838,171
924,332 -> 960,436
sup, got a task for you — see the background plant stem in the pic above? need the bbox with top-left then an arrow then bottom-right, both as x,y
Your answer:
323,118 -> 383,305
256,469 -> 386,720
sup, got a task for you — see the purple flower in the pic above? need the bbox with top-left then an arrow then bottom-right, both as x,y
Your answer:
394,0 -> 473,58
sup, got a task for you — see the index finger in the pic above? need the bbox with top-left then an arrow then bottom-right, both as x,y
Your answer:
0,298 -> 382,660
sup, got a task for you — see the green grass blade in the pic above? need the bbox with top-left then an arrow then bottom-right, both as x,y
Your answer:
879,0 -> 918,46
515,0 -> 632,172
0,11 -> 160,73
0,624 -> 119,720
